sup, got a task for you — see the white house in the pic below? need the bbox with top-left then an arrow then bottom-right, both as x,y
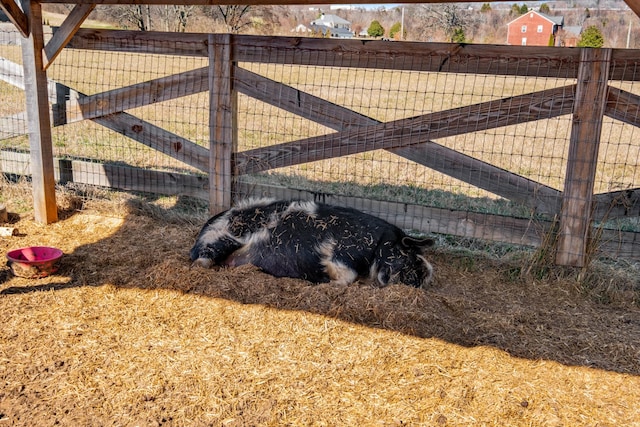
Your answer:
310,13 -> 353,38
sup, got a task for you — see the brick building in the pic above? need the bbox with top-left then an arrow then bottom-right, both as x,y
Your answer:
506,10 -> 565,46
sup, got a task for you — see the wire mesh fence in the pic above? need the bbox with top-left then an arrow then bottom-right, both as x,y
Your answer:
2,25 -> 640,265
0,25 -> 26,153
237,57 -> 574,216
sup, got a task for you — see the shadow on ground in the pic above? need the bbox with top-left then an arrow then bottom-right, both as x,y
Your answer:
1,201 -> 639,376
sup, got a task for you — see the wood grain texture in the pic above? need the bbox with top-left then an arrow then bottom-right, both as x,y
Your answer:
66,30 -> 585,78
21,0 -> 58,223
94,112 -> 209,172
209,33 -> 236,213
43,4 -> 95,70
64,67 -> 209,121
62,30 -> 640,81
556,49 -> 612,266
605,86 -> 640,127
0,150 -> 209,199
235,85 -> 575,174
3,149 -> 638,261
0,0 -> 28,37
235,67 -> 562,214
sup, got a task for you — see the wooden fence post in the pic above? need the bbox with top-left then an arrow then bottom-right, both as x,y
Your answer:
208,33 -> 236,214
555,48 -> 611,267
20,0 -> 58,223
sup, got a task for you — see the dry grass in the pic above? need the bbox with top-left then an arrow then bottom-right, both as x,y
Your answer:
3,31 -> 640,220
1,184 -> 640,426
5,33 -> 640,195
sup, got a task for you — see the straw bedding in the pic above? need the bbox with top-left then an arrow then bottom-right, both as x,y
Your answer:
1,207 -> 639,426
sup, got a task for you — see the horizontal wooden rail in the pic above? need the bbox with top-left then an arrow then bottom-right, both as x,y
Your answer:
63,30 -> 640,81
2,54 -> 640,221
0,150 -> 209,199
2,148 -> 638,261
0,57 -> 209,172
3,30 -> 640,264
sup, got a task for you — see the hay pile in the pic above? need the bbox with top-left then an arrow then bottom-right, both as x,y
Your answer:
1,201 -> 640,425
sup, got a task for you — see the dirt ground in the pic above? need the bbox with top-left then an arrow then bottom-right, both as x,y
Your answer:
1,201 -> 640,426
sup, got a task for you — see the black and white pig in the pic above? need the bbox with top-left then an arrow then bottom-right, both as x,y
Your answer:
190,199 -> 435,288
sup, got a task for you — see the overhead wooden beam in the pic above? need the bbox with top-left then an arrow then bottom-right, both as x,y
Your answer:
20,0 -> 58,223
43,3 -> 96,70
0,0 -> 28,38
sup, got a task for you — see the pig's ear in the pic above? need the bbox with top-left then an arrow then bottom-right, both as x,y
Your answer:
401,236 -> 435,248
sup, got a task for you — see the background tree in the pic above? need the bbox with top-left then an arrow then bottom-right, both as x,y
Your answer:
539,3 -> 551,14
452,27 -> 466,43
352,23 -> 363,37
113,5 -> 152,31
174,6 -> 194,32
55,3 -> 640,47
510,3 -> 529,16
418,4 -> 475,43
159,5 -> 194,32
510,3 -> 522,15
214,5 -> 252,33
577,25 -> 604,47
367,20 -> 385,38
480,3 -> 492,13
389,22 -> 405,40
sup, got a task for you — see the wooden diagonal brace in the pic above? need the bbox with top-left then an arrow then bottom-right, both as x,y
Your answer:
0,0 -> 28,37
43,3 -> 95,70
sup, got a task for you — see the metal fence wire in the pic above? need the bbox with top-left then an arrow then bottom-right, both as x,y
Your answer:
2,25 -> 640,264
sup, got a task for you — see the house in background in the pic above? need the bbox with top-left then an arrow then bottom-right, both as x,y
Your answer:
310,13 -> 354,38
558,25 -> 582,47
506,10 -> 565,46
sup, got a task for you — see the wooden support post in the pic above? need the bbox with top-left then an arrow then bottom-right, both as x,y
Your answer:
20,0 -> 58,223
208,33 -> 236,214
555,48 -> 611,266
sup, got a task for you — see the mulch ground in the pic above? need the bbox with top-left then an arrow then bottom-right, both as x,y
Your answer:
1,204 -> 639,426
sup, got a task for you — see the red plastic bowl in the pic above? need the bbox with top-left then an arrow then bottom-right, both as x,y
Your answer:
6,246 -> 63,278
